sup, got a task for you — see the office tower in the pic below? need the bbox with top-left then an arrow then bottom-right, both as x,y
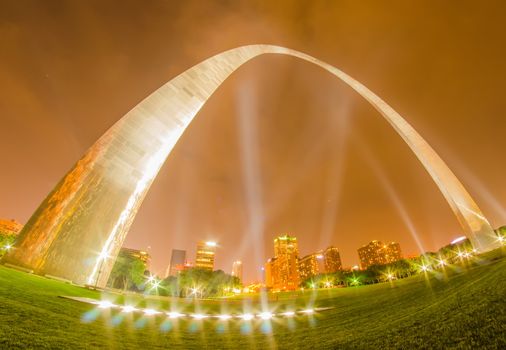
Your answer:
195,241 -> 216,271
269,234 -> 300,290
323,246 -> 342,273
165,249 -> 186,278
358,240 -> 402,269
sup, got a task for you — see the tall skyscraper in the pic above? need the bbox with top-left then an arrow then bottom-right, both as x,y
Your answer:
298,253 -> 321,282
384,242 -> 402,264
195,241 -> 216,271
358,240 -> 402,269
266,234 -> 299,290
231,260 -> 243,282
264,257 -> 277,288
298,246 -> 342,282
165,249 -> 186,278
323,246 -> 342,273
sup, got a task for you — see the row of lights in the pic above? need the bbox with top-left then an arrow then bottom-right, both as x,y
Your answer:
419,249 -> 477,272
94,300 -> 317,320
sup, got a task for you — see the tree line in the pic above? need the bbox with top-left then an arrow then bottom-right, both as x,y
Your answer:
107,253 -> 240,298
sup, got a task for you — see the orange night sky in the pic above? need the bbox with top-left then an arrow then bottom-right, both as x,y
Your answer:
1,1 -> 505,282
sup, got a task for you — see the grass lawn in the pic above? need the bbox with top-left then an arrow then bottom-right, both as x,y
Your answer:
1,251 -> 505,349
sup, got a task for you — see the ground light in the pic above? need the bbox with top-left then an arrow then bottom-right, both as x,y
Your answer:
121,305 -> 137,313
66,297 -> 334,321
217,314 -> 232,320
258,312 -> 273,320
191,314 -> 208,320
97,301 -> 115,309
144,309 -> 161,316
240,314 -> 254,321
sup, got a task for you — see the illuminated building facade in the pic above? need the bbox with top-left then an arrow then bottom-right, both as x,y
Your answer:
231,260 -> 243,282
323,246 -> 342,273
358,240 -> 402,269
117,247 -> 151,268
165,249 -> 186,277
195,241 -> 216,271
0,219 -> 23,236
298,246 -> 342,282
2,45 -> 500,287
264,258 -> 276,287
384,242 -> 402,264
298,253 -> 321,282
266,235 -> 299,290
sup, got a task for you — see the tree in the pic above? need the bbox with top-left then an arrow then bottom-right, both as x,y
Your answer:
390,259 -> 415,278
161,268 -> 240,298
107,254 -> 146,291
0,233 -> 16,258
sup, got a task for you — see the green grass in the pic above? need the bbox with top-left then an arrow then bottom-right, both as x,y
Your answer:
1,252 -> 505,349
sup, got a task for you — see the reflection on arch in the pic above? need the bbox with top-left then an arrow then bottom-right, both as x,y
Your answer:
3,45 -> 500,287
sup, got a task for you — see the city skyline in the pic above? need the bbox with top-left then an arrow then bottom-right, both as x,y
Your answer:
0,2 -> 505,349
0,216 -> 501,284
1,1 -> 506,283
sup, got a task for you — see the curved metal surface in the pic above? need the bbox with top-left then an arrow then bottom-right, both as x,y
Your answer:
3,45 -> 500,286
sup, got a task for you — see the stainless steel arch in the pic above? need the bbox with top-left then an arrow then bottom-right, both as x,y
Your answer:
3,45 -> 500,287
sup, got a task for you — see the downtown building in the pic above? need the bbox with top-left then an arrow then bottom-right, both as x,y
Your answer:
298,246 -> 342,282
0,219 -> 23,236
165,249 -> 187,278
357,240 -> 402,269
195,241 -> 216,271
264,235 -> 300,291
119,247 -> 151,268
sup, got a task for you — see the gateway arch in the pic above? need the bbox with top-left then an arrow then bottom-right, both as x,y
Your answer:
3,45 -> 501,287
